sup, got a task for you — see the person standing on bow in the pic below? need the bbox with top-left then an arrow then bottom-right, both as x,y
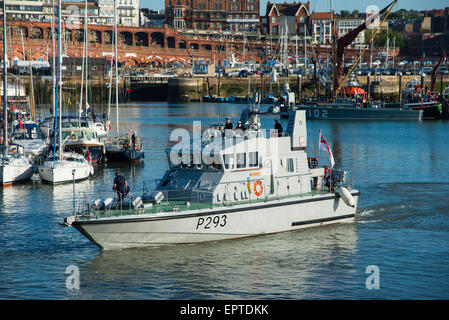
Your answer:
112,169 -> 129,201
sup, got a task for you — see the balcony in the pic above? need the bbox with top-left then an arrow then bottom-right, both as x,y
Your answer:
226,18 -> 259,23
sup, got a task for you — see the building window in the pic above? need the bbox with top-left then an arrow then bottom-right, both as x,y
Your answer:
223,154 -> 234,169
287,158 -> 294,173
249,152 -> 259,167
236,153 -> 246,169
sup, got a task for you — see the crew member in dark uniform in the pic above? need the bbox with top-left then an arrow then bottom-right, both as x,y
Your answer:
113,170 -> 129,201
274,119 -> 283,137
131,131 -> 136,149
235,121 -> 246,131
224,117 -> 233,130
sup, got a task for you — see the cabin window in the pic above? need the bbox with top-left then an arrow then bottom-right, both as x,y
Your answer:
86,131 -> 95,140
287,158 -> 294,173
236,153 -> 246,169
223,154 -> 234,169
248,152 -> 258,167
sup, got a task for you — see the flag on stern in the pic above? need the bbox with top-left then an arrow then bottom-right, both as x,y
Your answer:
319,133 -> 335,169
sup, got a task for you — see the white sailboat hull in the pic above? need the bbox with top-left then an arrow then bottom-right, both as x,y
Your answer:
38,160 -> 93,184
73,191 -> 359,250
0,162 -> 34,185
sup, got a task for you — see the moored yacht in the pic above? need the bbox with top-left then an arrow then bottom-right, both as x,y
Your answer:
61,127 -> 105,163
38,151 -> 94,184
63,110 -> 359,250
105,134 -> 144,162
12,121 -> 49,159
0,144 -> 35,186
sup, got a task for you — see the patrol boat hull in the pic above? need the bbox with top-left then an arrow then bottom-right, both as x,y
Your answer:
72,191 -> 359,250
281,105 -> 422,120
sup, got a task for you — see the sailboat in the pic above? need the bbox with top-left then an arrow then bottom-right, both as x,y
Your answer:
12,121 -> 49,159
37,0 -> 93,184
0,3 -> 34,186
58,0 -> 105,164
78,2 -> 108,140
105,0 -> 144,162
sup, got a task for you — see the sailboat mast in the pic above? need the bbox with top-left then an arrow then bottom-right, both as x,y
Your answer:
304,27 -> 307,70
330,0 -> 337,102
114,0 -> 119,133
3,0 -> 8,154
79,0 -> 87,125
85,9 -> 89,112
51,1 -> 56,117
58,0 -> 62,161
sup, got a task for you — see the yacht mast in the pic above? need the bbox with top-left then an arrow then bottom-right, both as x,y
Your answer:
330,0 -> 337,102
52,0 -> 56,117
3,0 -> 8,154
79,0 -> 88,125
114,0 -> 119,133
57,0 -> 62,161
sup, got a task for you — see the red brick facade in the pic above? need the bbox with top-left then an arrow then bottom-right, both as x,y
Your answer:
166,0 -> 260,31
265,1 -> 311,36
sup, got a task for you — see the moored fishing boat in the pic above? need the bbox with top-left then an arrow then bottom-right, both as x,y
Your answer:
63,110 -> 359,250
105,134 -> 144,162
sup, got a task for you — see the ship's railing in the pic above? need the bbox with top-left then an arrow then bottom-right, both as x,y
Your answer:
74,170 -> 356,218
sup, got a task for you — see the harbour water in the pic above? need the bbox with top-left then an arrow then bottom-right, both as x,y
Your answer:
1,102 -> 449,299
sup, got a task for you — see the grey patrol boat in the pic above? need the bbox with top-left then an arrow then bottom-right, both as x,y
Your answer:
63,110 -> 360,250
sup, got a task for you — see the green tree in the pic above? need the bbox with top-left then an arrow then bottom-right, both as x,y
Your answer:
340,10 -> 350,18
365,29 -> 404,49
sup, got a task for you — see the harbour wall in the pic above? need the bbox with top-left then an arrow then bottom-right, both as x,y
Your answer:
23,75 -> 449,108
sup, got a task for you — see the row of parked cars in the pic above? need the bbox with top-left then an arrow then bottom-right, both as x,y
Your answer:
356,65 -> 449,76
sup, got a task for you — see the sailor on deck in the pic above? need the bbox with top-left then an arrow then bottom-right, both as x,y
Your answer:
274,119 -> 283,137
113,170 -> 129,201
224,117 -> 233,130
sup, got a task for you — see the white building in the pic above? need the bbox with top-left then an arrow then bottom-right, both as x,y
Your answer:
336,18 -> 365,47
5,0 -> 47,21
116,0 -> 140,27
4,0 -> 140,27
311,12 -> 332,45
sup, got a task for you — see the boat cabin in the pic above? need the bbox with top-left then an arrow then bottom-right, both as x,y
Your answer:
154,110 -> 320,206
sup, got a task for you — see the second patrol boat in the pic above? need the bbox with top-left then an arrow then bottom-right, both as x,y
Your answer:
63,110 -> 359,250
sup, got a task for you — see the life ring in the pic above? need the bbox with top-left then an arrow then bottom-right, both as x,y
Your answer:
356,103 -> 362,108
253,180 -> 263,197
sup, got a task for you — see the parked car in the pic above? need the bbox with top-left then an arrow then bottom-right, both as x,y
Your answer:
226,70 -> 241,77
356,68 -> 371,75
438,66 -> 449,75
420,67 -> 432,75
238,70 -> 249,77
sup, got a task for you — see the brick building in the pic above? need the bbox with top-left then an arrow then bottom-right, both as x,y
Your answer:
165,0 -> 260,32
264,1 -> 311,37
